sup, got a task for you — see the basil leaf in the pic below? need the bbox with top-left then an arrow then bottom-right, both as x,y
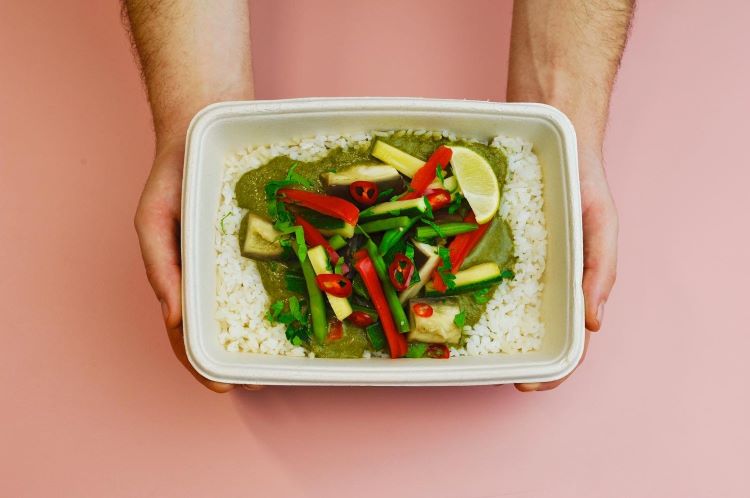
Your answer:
453,310 -> 466,328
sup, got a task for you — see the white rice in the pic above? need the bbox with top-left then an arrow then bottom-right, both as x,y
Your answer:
214,131 -> 546,357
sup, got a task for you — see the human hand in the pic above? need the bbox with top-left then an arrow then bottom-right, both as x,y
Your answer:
515,146 -> 618,392
134,138 -> 240,393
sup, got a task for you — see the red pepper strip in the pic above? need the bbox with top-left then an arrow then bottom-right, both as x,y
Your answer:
388,253 -> 415,291
353,250 -> 407,358
432,212 -> 491,292
401,146 -> 453,200
279,189 -> 359,226
294,215 -> 339,263
426,189 -> 451,211
315,274 -> 352,298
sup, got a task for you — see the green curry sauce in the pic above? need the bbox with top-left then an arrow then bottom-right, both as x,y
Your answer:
234,133 -> 515,358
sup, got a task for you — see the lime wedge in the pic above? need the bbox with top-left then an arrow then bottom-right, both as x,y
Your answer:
448,146 -> 500,224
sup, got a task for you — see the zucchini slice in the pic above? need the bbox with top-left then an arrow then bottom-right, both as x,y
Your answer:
307,245 -> 353,320
424,262 -> 507,296
359,197 -> 429,219
371,140 -> 424,177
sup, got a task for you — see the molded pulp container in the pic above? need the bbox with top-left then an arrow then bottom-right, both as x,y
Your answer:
182,98 -> 584,386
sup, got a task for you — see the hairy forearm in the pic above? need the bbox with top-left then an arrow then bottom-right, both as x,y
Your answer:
123,0 -> 253,147
508,0 -> 634,152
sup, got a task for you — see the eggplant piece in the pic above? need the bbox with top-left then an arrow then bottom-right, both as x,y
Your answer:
320,164 -> 405,200
407,296 -> 462,344
240,212 -> 285,260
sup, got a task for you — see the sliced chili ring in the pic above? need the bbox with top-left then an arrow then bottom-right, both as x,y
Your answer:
349,181 -> 379,206
315,274 -> 352,298
412,302 -> 434,318
425,343 -> 450,359
348,311 -> 375,328
388,253 -> 415,291
426,188 -> 451,211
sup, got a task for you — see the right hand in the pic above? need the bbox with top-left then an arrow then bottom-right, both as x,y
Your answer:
134,138 -> 241,393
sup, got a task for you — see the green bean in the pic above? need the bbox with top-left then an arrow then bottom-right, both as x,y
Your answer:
378,217 -> 420,256
292,241 -> 327,343
365,240 -> 410,333
358,216 -> 411,233
415,222 -> 478,240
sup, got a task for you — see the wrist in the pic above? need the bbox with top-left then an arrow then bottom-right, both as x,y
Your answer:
152,88 -> 254,154
507,70 -> 609,155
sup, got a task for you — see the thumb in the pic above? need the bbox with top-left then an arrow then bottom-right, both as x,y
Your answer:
581,185 -> 618,331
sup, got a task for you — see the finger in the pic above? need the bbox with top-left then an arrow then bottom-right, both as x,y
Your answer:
581,194 -> 618,332
134,179 -> 183,329
515,330 -> 591,392
166,322 -> 235,393
242,385 -> 264,391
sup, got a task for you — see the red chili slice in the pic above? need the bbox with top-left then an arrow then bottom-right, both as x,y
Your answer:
349,181 -> 379,206
425,344 -> 450,359
348,311 -> 375,328
412,302 -> 434,317
426,189 -> 451,210
388,253 -> 415,291
315,274 -> 352,298
327,319 -> 344,341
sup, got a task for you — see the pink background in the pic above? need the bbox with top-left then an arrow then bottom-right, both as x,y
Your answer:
1,1 -> 748,497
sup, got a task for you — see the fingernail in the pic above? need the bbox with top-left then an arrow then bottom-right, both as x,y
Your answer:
518,382 -> 541,392
596,301 -> 606,328
160,299 -> 169,321
242,384 -> 263,391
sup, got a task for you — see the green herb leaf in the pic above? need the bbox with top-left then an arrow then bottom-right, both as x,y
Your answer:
266,300 -> 285,323
453,310 -> 466,328
285,163 -> 311,187
219,212 -> 232,235
435,163 -> 445,185
288,296 -> 304,323
448,192 -> 464,214
404,243 -> 420,285
500,269 -> 515,280
436,246 -> 456,289
406,342 -> 428,358
423,198 -> 434,219
437,246 -> 451,269
473,288 -> 491,304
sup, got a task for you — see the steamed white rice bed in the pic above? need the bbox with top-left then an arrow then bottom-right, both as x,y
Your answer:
214,131 -> 546,357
